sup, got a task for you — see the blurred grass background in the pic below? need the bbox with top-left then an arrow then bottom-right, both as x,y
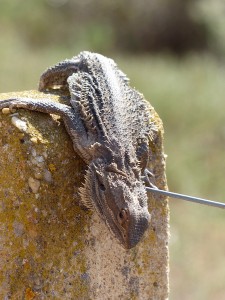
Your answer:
1,0 -> 225,299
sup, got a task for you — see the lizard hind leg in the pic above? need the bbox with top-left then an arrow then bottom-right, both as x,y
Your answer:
0,97 -> 97,163
0,97 -> 73,116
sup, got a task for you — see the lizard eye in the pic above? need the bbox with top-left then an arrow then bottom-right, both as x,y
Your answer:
118,209 -> 128,224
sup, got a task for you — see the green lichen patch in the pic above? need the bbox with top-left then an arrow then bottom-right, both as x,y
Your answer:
0,91 -> 90,299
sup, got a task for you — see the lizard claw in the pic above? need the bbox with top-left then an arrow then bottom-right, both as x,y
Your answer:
142,169 -> 158,189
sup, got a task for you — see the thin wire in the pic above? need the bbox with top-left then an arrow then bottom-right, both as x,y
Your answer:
146,187 -> 225,209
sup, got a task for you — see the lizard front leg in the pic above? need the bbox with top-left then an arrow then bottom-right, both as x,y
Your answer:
136,138 -> 158,189
0,97 -> 93,163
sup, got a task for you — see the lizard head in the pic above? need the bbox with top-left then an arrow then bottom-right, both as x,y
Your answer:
79,158 -> 151,249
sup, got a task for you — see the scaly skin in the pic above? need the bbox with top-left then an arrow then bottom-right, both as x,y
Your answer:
0,52 -> 157,249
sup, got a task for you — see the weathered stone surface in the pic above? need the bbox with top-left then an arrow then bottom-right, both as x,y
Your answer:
0,91 -> 169,299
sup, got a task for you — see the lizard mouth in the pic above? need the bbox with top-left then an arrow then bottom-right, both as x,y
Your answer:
126,213 -> 150,248
103,205 -> 150,249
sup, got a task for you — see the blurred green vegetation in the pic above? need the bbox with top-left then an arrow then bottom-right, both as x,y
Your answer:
1,0 -> 225,55
1,0 -> 225,299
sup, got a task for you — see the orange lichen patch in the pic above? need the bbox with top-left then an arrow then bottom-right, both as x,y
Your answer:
25,287 -> 36,300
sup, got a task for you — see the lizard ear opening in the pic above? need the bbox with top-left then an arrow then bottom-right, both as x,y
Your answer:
95,170 -> 106,192
99,183 -> 106,192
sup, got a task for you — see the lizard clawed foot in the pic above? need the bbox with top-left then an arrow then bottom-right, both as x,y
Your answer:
142,169 -> 158,189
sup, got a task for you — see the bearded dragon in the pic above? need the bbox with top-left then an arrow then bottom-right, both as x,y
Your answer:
0,52 -> 157,249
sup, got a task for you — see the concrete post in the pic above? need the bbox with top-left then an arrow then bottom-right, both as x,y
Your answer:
0,91 -> 169,299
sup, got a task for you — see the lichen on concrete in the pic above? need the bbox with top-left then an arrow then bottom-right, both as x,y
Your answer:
0,91 -> 169,299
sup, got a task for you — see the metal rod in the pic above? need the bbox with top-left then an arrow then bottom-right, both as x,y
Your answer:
146,187 -> 225,209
